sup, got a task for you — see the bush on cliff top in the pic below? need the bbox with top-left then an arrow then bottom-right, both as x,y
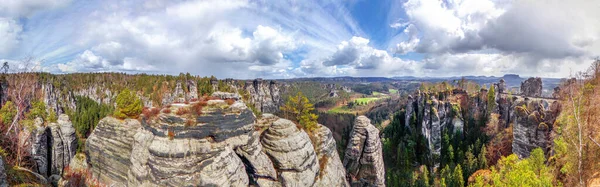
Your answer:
113,88 -> 143,119
280,92 -> 319,132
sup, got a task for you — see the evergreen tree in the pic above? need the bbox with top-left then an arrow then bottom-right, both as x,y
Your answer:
440,165 -> 452,187
487,84 -> 496,114
27,100 -> 47,120
453,164 -> 465,187
478,145 -> 488,169
0,101 -> 16,125
113,88 -> 142,119
280,92 -> 318,131
417,166 -> 431,187
47,110 -> 58,123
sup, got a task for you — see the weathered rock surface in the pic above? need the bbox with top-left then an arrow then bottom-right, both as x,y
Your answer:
343,116 -> 385,187
30,117 -> 49,177
83,94 -> 347,187
521,77 -> 543,97
48,114 -> 77,176
244,79 -> 281,113
86,117 -> 141,186
129,101 -> 253,186
261,119 -> 320,187
511,100 -> 560,158
0,156 -> 7,187
313,124 -> 350,187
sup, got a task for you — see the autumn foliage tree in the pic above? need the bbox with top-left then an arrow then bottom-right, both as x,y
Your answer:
113,88 -> 143,119
280,92 -> 319,131
552,59 -> 600,186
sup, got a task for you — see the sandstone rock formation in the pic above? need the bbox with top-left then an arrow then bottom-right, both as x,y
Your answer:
343,116 -> 385,186
261,119 -> 320,187
511,100 -> 560,158
0,156 -> 7,187
48,114 -> 77,176
30,117 -> 49,177
244,79 -> 281,113
86,118 -> 141,186
84,92 -> 346,186
521,77 -> 543,97
313,124 -> 350,187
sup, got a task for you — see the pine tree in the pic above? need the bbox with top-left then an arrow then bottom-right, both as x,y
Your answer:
440,165 -> 452,187
280,92 -> 318,131
453,164 -> 465,187
478,145 -> 488,169
0,101 -> 17,125
487,84 -> 496,114
114,88 -> 142,119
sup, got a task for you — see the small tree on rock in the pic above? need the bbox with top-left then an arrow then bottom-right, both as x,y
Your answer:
114,88 -> 143,119
280,92 -> 318,131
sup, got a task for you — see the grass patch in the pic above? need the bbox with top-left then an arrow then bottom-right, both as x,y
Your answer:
354,97 -> 380,104
389,89 -> 398,94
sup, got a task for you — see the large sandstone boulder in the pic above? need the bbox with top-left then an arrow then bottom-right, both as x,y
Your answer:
86,117 -> 141,186
48,114 -> 77,176
521,77 -> 542,97
343,116 -> 385,186
261,119 -> 320,187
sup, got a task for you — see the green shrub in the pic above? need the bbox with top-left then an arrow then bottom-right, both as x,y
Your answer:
113,88 -> 142,119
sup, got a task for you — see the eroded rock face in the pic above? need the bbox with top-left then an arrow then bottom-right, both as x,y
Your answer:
521,77 -> 543,97
0,156 -> 7,187
30,117 -> 49,177
511,100 -> 560,158
84,94 -> 347,186
86,118 -> 141,186
313,124 -> 350,187
343,116 -> 385,187
129,101 -> 253,186
244,79 -> 282,113
261,119 -> 320,187
48,114 -> 77,176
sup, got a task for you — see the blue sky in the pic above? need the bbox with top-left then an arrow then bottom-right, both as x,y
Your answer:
1,0 -> 599,79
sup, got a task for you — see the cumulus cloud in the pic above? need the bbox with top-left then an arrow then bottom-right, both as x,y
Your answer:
0,18 -> 22,55
389,0 -> 600,77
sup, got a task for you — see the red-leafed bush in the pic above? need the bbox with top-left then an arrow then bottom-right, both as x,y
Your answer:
225,99 -> 235,105
142,107 -> 161,118
162,108 -> 171,114
176,107 -> 190,115
192,102 -> 204,116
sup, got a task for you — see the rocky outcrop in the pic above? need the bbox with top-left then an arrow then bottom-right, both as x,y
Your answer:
521,77 -> 542,97
313,124 -> 350,187
0,156 -> 7,187
48,114 -> 77,176
84,93 -> 347,186
30,117 -> 49,177
128,101 -> 253,186
261,119 -> 320,187
86,118 -> 141,186
511,100 -> 560,158
343,116 -> 385,186
244,79 -> 281,113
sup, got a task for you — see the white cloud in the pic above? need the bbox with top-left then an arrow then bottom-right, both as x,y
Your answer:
0,18 -> 22,55
0,0 -> 72,17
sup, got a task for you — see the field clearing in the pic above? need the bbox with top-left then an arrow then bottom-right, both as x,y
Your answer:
389,89 -> 398,94
355,97 -> 380,104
